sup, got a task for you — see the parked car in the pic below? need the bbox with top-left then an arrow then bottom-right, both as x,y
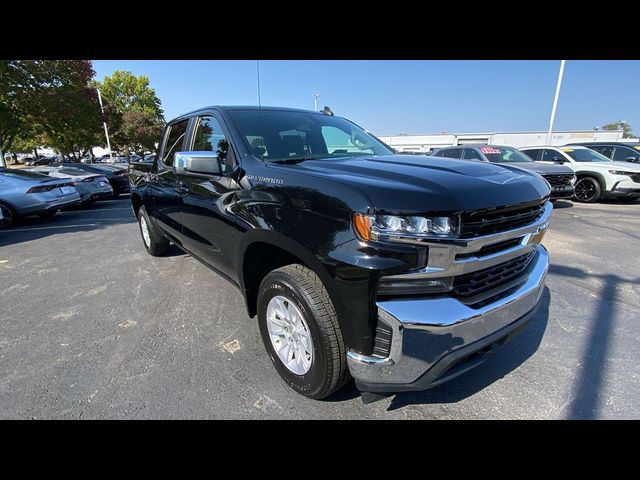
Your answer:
432,144 -> 576,200
25,155 -> 60,166
565,142 -> 640,164
53,162 -> 129,196
0,168 -> 81,227
520,145 -> 640,203
25,166 -> 113,205
129,105 -> 551,402
143,154 -> 156,163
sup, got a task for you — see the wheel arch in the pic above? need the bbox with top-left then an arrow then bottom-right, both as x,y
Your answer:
239,231 -> 331,319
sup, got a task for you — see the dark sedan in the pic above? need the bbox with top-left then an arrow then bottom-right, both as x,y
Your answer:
432,144 -> 576,199
53,162 -> 130,196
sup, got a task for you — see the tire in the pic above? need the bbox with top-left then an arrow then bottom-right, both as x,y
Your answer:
138,205 -> 169,256
82,198 -> 96,207
257,264 -> 350,399
573,177 -> 602,203
38,210 -> 58,218
0,202 -> 15,228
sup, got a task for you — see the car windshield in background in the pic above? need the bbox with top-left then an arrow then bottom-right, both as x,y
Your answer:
0,168 -> 51,180
563,148 -> 611,162
482,146 -> 532,163
227,110 -> 394,162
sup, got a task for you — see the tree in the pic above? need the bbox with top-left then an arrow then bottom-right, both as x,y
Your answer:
0,60 -> 102,165
602,120 -> 634,139
118,110 -> 164,158
92,71 -> 164,156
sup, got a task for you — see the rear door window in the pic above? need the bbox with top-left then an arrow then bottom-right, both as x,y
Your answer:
439,148 -> 463,159
591,146 -> 613,158
522,149 -> 540,160
463,148 -> 483,160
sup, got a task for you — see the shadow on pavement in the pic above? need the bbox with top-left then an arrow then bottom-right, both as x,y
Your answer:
382,287 -> 551,411
548,264 -> 639,419
0,196 -> 135,248
551,199 -> 573,209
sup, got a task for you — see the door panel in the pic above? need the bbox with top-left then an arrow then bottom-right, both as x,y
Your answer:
151,119 -> 189,243
178,114 -> 242,280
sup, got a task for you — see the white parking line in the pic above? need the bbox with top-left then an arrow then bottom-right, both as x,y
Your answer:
3,224 -> 98,232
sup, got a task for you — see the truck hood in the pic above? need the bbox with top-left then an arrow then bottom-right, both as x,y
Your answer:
494,161 -> 574,175
276,155 -> 550,214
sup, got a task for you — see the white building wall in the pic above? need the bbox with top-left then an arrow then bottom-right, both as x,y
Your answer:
378,130 -> 626,152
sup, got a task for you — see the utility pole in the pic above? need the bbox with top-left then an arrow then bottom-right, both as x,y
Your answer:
546,60 -> 566,145
97,88 -> 113,163
311,93 -> 321,112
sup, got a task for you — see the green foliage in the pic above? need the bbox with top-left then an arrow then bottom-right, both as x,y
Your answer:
602,120 -> 634,139
119,110 -> 164,158
92,70 -> 164,155
0,60 -> 101,160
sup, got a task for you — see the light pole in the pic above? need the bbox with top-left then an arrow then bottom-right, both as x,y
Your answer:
311,93 -> 321,111
546,60 -> 566,145
97,88 -> 113,163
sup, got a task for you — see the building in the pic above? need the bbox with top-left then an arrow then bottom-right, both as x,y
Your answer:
377,130 -> 634,153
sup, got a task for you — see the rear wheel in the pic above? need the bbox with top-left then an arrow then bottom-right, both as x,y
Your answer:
0,202 -> 15,228
138,206 -> 169,256
257,264 -> 350,399
573,177 -> 602,203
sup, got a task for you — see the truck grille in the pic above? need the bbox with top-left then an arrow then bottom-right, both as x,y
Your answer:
452,251 -> 536,298
542,173 -> 575,189
460,200 -> 547,237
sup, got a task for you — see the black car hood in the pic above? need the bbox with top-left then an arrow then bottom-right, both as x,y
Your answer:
493,161 -> 574,175
279,155 -> 550,214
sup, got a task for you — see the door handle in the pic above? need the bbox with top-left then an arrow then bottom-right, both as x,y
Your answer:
175,183 -> 189,195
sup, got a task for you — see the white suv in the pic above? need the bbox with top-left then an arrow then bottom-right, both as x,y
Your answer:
520,145 -> 640,203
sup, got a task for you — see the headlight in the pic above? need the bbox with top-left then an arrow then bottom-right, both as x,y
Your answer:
353,213 -> 459,242
609,170 -> 635,176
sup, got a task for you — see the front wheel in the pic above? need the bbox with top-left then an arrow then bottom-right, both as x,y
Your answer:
573,177 -> 602,203
257,264 -> 350,399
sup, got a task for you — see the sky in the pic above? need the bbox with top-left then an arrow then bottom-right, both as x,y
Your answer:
92,60 -> 640,136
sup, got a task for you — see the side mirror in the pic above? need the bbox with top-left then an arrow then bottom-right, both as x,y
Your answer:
626,156 -> 640,163
174,151 -> 222,176
552,157 -> 565,163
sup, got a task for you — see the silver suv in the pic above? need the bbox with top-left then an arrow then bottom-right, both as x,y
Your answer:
520,145 -> 640,203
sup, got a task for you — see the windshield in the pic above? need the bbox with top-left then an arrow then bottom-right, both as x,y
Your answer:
563,148 -> 611,162
482,146 -> 533,163
227,110 -> 394,162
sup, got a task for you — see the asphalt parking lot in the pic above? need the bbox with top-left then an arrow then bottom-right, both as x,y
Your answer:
1,196 -> 639,419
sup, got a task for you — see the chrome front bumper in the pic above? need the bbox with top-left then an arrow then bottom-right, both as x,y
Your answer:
347,244 -> 549,392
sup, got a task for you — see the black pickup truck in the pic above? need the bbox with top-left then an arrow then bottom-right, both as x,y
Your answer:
129,106 -> 551,402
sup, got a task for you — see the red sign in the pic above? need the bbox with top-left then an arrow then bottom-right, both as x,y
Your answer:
480,147 -> 501,154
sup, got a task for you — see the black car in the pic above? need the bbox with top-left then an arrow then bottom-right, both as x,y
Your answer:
53,162 -> 129,196
432,144 -> 576,199
566,142 -> 640,163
